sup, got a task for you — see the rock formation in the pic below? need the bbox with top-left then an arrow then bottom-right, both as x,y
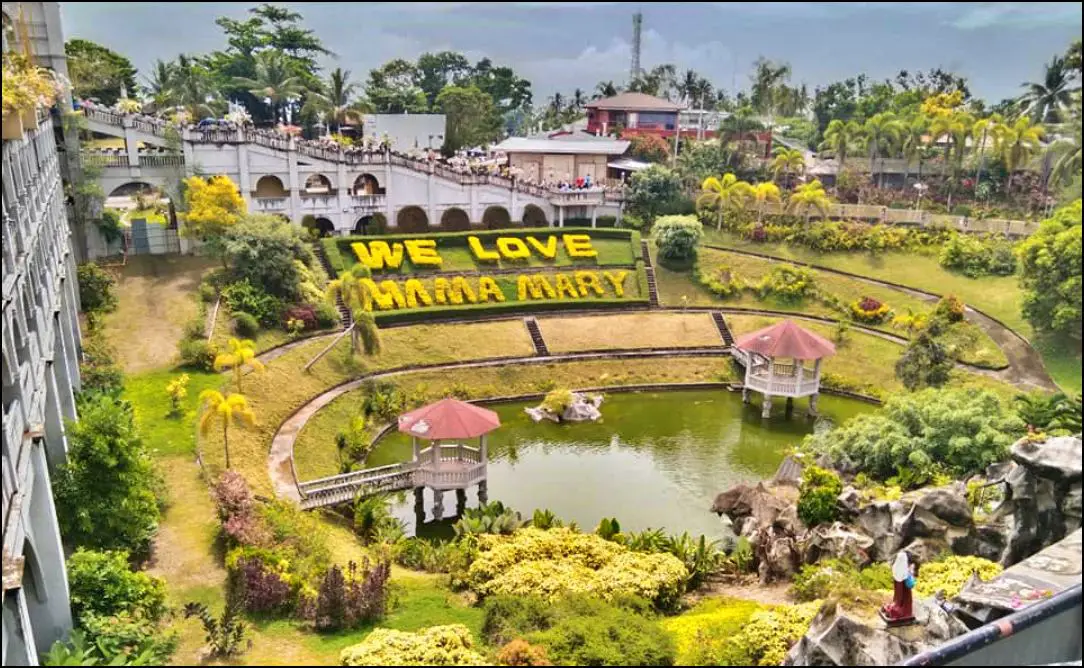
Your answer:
524,391 -> 603,423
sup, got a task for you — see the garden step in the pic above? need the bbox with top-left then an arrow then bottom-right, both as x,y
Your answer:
644,267 -> 660,308
523,317 -> 550,356
711,311 -> 735,346
640,239 -> 652,266
312,242 -> 352,328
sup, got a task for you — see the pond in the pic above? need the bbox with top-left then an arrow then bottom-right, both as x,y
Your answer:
369,389 -> 875,539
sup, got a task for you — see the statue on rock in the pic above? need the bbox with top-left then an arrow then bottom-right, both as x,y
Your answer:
880,551 -> 918,627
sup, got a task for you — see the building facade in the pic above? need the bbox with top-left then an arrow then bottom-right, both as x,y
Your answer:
2,2 -> 81,665
585,92 -> 691,139
495,130 -> 630,185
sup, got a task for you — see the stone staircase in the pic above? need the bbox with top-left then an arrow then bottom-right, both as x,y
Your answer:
711,311 -> 735,347
523,317 -> 549,356
313,243 -> 351,328
641,240 -> 660,308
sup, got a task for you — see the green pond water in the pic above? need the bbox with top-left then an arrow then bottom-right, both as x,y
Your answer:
370,389 -> 875,539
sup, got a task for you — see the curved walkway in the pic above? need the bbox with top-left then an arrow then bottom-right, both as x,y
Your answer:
701,244 -> 1056,391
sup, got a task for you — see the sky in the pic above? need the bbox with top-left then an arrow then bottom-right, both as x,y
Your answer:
60,2 -> 1082,104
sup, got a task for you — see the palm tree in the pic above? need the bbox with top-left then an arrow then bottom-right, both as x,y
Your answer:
863,112 -> 903,187
327,268 -> 373,353
198,391 -> 256,470
594,81 -> 619,99
971,114 -> 1003,187
787,179 -> 832,225
751,182 -> 782,222
998,116 -> 1045,191
571,88 -> 586,111
354,311 -> 382,356
144,59 -> 176,108
928,111 -> 973,182
1046,103 -> 1081,190
1018,55 -> 1075,123
901,114 -> 929,183
303,68 -> 371,134
213,338 -> 265,392
769,147 -> 805,188
233,50 -> 306,124
171,54 -> 221,118
819,119 -> 863,166
696,174 -> 754,229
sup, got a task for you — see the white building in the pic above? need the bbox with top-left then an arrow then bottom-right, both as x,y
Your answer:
3,3 -> 83,664
361,114 -> 447,152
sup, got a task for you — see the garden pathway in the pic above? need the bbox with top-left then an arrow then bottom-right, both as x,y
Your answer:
702,244 -> 1057,392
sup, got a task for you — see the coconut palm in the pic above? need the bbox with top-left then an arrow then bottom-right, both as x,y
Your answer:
696,174 -> 754,229
819,119 -> 863,166
327,267 -> 375,353
787,179 -> 832,224
1046,104 -> 1081,189
1018,55 -> 1076,123
233,50 -> 306,124
144,59 -> 176,108
998,116 -> 1045,190
751,182 -> 782,222
769,147 -> 805,188
594,80 -> 620,99
198,391 -> 256,470
303,68 -> 371,134
901,114 -> 929,182
213,338 -> 265,392
971,114 -> 1003,187
571,88 -> 586,111
928,110 -> 973,181
170,54 -> 221,118
863,112 -> 904,187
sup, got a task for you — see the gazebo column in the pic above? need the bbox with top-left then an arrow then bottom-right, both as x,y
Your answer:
478,479 -> 488,504
412,436 -> 420,464
432,439 -> 441,471
455,488 -> 467,516
480,434 -> 488,464
414,487 -> 425,525
762,357 -> 775,418
742,353 -> 753,403
809,359 -> 822,416
433,491 -> 444,521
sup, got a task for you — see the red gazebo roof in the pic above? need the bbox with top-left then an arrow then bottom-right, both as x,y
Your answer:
734,320 -> 836,360
397,397 -> 501,440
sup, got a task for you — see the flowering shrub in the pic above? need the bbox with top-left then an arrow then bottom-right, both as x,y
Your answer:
2,52 -> 65,118
497,237 -> 533,261
227,552 -> 293,614
914,556 -> 1002,599
497,639 -> 552,666
314,559 -> 391,631
697,265 -> 745,298
661,597 -> 763,666
165,373 -> 189,417
934,295 -> 966,323
283,304 -> 317,331
213,471 -> 269,546
466,528 -> 687,609
849,296 -> 892,324
758,264 -> 818,303
339,625 -> 488,666
733,602 -> 821,666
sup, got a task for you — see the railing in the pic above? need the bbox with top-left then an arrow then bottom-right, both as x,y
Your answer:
350,194 -> 386,210
82,107 -> 123,127
549,189 -> 607,206
299,194 -> 337,212
746,373 -> 820,396
416,466 -> 486,489
130,116 -> 168,137
253,197 -> 288,212
79,152 -> 130,168
137,153 -> 184,168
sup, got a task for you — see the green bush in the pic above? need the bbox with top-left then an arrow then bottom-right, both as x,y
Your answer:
790,559 -> 891,602
221,280 -> 282,327
67,549 -> 167,624
79,330 -> 124,398
218,214 -> 317,300
797,465 -> 842,527
1017,200 -> 1081,340
661,597 -> 762,666
77,263 -> 118,314
232,311 -> 260,337
314,300 -> 340,328
938,234 -> 1017,277
934,295 -> 966,323
179,339 -> 217,371
895,328 -> 953,390
653,215 -> 704,266
758,264 -> 818,303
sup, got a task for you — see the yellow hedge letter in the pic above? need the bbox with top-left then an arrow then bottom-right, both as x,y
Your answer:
574,271 -> 604,297
563,234 -> 598,258
477,277 -> 506,303
602,270 -> 628,297
403,239 -> 442,267
496,237 -> 531,260
526,236 -> 558,259
360,278 -> 407,310
517,274 -> 557,300
468,236 -> 500,262
555,274 -> 579,299
434,277 -> 478,305
352,241 -> 404,270
404,279 -> 434,308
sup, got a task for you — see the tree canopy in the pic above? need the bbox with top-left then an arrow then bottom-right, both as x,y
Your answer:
1017,200 -> 1083,341
65,38 -> 138,106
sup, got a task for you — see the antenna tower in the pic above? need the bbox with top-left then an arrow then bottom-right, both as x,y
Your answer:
630,11 -> 642,82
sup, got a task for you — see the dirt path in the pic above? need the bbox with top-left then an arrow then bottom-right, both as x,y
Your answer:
703,244 -> 1057,392
102,254 -> 217,373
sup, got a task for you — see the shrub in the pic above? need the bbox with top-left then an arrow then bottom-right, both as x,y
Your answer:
221,280 -> 282,327
805,388 -> 1024,482
934,295 -> 966,323
228,554 -> 293,615
314,560 -> 391,630
1017,200 -> 1082,340
80,331 -> 124,398
797,465 -> 843,527
733,603 -> 821,666
497,639 -> 552,666
218,214 -> 316,300
212,471 -> 269,546
283,304 -> 317,331
987,245 -> 1017,275
895,329 -> 953,390
914,556 -> 1002,598
653,215 -> 703,266
790,559 -> 891,602
179,338 -> 217,371
466,528 -> 688,609
758,264 -> 818,303
395,538 -> 472,574
232,311 -> 259,337
661,597 -> 762,666
938,234 -> 1015,277
849,296 -> 891,324
697,264 -> 745,298
182,599 -> 248,659
340,624 -> 487,666
314,301 -> 340,328
353,494 -> 404,545
78,610 -> 178,665
77,263 -> 118,314
165,373 -> 189,417
67,549 -> 167,624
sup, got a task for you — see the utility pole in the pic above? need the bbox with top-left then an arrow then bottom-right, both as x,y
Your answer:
630,12 -> 643,83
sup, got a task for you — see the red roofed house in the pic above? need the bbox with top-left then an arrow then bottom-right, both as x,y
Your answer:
586,92 -> 698,139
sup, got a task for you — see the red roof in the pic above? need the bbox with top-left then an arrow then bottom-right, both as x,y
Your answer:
397,398 -> 501,440
734,320 -> 836,360
585,92 -> 684,112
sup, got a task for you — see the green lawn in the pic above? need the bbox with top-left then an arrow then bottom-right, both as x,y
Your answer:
1034,336 -> 1084,396
124,369 -> 221,458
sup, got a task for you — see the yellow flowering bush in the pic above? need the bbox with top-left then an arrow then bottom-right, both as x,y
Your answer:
496,237 -> 532,261
732,602 -> 821,666
466,528 -> 687,608
661,597 -> 763,665
563,234 -> 598,259
339,625 -> 489,666
914,556 -> 1002,599
403,239 -> 443,267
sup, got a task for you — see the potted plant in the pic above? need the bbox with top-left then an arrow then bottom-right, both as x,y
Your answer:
2,52 -> 63,139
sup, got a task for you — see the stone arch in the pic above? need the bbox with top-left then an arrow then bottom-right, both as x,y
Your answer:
254,175 -> 287,197
107,181 -> 157,198
522,204 -> 548,228
352,173 -> 382,195
396,206 -> 429,233
314,217 -> 335,237
354,215 -> 375,235
482,205 -> 513,230
303,173 -> 333,194
439,208 -> 471,231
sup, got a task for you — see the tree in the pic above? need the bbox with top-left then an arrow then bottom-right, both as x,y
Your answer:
214,338 -> 265,392
928,110 -> 972,182
233,50 -> 306,124
628,133 -> 670,163
1016,200 -> 1082,341
219,214 -> 314,300
890,308 -> 929,338
751,182 -> 782,222
863,112 -> 903,187
54,395 -> 161,557
416,51 -> 471,110
144,59 -> 176,108
749,57 -> 791,129
629,64 -> 677,99
998,116 -> 1045,190
354,311 -> 382,356
819,119 -> 862,165
895,328 -> 953,390
787,179 -> 833,224
674,140 -> 742,190
1019,55 -> 1075,123
364,59 -> 427,114
769,147 -> 805,188
467,57 -> 533,118
901,114 -> 929,182
627,165 -> 684,223
166,54 -> 222,118
65,38 -> 138,106
437,85 -> 502,153
594,80 -> 620,99
1047,102 -> 1081,190
182,175 -> 247,238
652,215 -> 704,265
971,114 -> 1003,186
304,68 -> 370,133
198,391 -> 256,470
696,174 -> 753,229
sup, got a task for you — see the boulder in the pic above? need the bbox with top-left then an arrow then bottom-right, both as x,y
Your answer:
801,521 -> 875,566
904,537 -> 951,564
711,482 -> 797,533
712,483 -> 756,517
855,501 -> 903,562
1011,435 -> 1082,483
1062,483 -> 1082,535
525,391 -> 603,423
837,486 -> 861,517
754,526 -> 800,584
914,486 -> 973,528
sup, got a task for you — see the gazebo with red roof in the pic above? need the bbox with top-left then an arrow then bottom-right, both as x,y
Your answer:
732,320 -> 836,417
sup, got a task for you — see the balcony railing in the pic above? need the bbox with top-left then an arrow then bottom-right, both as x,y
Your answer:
79,152 -> 130,168
745,372 -> 820,397
138,153 -> 184,168
253,197 -> 288,212
350,194 -> 386,211
549,189 -> 607,206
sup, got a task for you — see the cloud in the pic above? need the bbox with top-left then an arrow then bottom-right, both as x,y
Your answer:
949,2 -> 1082,30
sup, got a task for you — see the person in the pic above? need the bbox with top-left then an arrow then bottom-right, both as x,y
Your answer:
880,552 -> 918,625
